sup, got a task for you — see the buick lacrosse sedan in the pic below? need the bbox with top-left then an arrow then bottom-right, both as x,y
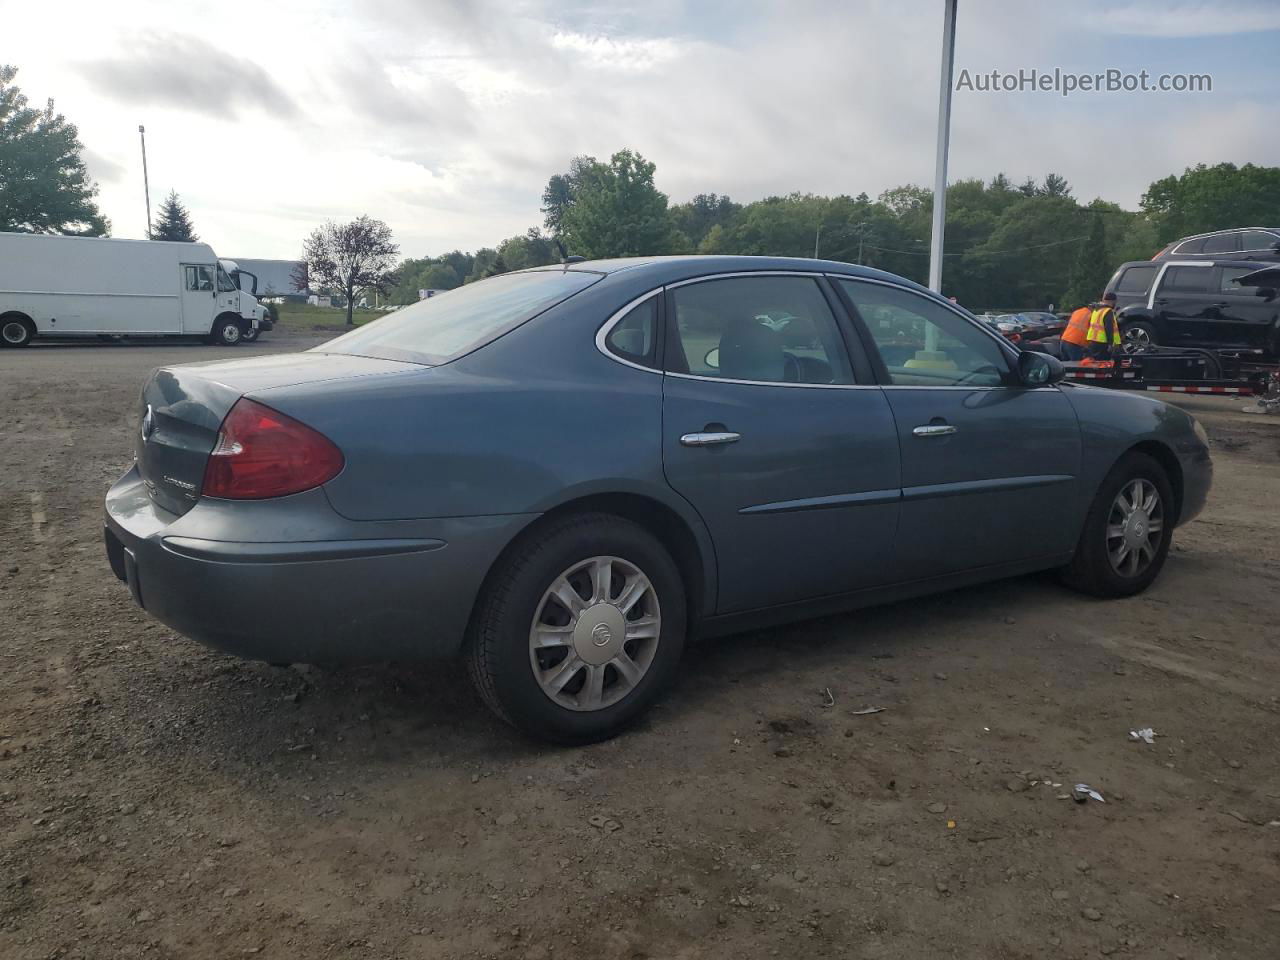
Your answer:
105,257 -> 1212,742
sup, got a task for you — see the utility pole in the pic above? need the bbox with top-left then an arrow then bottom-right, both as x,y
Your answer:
928,0 -> 958,293
813,221 -> 821,259
138,125 -> 152,239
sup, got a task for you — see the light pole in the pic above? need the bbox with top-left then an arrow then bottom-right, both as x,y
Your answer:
928,0 -> 958,294
138,124 -> 152,239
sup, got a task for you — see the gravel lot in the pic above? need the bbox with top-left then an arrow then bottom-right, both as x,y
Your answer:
2,334 -> 1279,959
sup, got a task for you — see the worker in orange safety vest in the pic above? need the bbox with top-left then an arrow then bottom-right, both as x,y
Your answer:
1060,303 -> 1093,361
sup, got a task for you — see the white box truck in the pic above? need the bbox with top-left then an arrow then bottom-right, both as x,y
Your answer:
0,232 -> 267,348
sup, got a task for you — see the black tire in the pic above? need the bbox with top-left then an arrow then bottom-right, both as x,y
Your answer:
241,324 -> 260,343
211,315 -> 243,346
1061,452 -> 1174,598
1,315 -> 35,348
1121,319 -> 1158,352
466,512 -> 687,744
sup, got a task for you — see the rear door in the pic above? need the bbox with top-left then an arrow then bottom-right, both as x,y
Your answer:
834,278 -> 1081,581
658,273 -> 901,614
1153,263 -> 1217,344
180,264 -> 216,334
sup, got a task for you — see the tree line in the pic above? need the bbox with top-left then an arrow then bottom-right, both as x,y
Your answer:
391,151 -> 1280,311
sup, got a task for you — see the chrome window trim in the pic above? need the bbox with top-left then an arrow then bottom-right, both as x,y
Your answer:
1240,230 -> 1280,253
594,271 -> 875,389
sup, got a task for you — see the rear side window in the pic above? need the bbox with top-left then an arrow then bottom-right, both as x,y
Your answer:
1174,237 -> 1206,255
320,270 -> 601,365
667,276 -> 853,385
1160,266 -> 1213,293
1241,230 -> 1279,252
1115,265 -> 1158,295
604,297 -> 658,367
1201,233 -> 1239,255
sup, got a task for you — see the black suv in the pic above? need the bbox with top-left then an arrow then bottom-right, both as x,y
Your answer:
1152,227 -> 1280,261
1107,258 -> 1280,354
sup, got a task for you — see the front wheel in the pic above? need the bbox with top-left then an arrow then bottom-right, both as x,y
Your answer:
466,513 -> 686,744
211,317 -> 243,346
1062,452 -> 1174,598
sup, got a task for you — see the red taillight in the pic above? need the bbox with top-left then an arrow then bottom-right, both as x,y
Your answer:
202,398 -> 344,499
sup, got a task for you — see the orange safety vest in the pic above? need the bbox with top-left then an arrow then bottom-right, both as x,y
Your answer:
1062,306 -> 1092,346
1086,306 -> 1121,345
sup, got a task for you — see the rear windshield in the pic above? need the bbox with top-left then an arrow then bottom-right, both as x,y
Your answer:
317,270 -> 601,365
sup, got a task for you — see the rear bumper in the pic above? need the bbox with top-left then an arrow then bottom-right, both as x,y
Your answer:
103,466 -> 534,662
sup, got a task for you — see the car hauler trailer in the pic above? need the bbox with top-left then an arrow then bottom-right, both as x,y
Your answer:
0,232 -> 266,348
1059,350 -> 1280,414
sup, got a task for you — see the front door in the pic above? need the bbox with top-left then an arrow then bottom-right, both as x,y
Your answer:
180,264 -> 216,334
1214,265 -> 1279,350
835,278 -> 1081,581
660,274 -> 901,614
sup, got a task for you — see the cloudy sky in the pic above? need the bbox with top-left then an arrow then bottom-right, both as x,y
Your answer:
6,0 -> 1278,259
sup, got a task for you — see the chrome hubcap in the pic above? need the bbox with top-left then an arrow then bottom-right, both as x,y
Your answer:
2,321 -> 27,344
529,555 -> 660,712
224,325 -> 241,343
1107,478 -> 1164,577
1123,326 -> 1150,353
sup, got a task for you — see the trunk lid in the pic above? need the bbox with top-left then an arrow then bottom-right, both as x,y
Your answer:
135,352 -> 415,515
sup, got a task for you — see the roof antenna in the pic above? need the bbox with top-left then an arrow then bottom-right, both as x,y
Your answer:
552,236 -> 585,271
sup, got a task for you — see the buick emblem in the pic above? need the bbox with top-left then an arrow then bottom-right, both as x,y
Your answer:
141,404 -> 155,442
591,623 -> 613,647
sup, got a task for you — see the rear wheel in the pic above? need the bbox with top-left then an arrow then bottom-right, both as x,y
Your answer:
466,513 -> 686,744
1,315 -> 34,348
1062,452 -> 1173,597
211,316 -> 243,346
1121,320 -> 1157,353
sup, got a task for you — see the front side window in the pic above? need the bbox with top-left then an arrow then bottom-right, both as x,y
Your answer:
1201,232 -> 1239,255
604,297 -> 658,367
1161,265 -> 1213,293
184,265 -> 213,292
1241,230 -> 1279,252
838,279 -> 1009,387
1116,265 -> 1158,295
1220,266 -> 1260,295
216,264 -> 237,293
321,269 -> 601,365
667,276 -> 853,385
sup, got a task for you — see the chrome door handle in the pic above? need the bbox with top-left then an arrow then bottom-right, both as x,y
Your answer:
912,424 -> 957,438
680,431 -> 741,447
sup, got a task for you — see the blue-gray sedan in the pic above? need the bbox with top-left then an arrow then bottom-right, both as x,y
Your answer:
104,257 -> 1212,742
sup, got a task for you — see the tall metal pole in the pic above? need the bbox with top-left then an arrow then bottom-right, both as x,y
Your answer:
138,125 -> 152,239
928,0 -> 958,293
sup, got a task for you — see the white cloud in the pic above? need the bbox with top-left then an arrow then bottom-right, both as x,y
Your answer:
3,0 -> 1275,259
1091,1 -> 1280,37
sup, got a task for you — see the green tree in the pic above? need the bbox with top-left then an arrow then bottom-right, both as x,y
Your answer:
668,193 -> 741,250
496,228 -> 558,270
1064,211 -> 1110,307
151,190 -> 198,241
1141,162 -> 1280,242
558,149 -> 673,258
0,64 -> 108,235
541,155 -> 597,237
298,216 -> 399,325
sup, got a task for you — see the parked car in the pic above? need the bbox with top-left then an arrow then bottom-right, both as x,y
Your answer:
1151,227 -> 1280,262
1112,257 -> 1280,354
104,256 -> 1212,743
1015,311 -> 1067,339
981,315 -> 1024,342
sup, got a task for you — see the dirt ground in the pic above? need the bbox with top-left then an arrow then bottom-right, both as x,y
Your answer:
2,334 -> 1278,960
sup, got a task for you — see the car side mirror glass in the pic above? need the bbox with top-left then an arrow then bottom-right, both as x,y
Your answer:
1017,349 -> 1064,387
704,347 -> 720,370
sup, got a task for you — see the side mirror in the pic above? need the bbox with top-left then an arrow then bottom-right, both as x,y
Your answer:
1017,349 -> 1065,387
1256,286 -> 1277,300
704,347 -> 720,370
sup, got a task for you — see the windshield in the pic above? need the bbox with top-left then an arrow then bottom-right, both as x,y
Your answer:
317,269 -> 601,365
